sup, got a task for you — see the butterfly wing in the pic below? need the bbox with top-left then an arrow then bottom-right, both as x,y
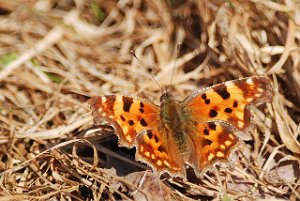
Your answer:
135,129 -> 186,177
89,95 -> 185,176
182,76 -> 272,174
89,95 -> 160,148
182,76 -> 273,131
187,122 -> 239,176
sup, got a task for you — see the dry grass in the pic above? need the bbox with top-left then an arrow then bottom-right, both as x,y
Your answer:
0,0 -> 299,200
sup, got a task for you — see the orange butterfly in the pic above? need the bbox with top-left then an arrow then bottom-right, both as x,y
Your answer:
89,76 -> 273,178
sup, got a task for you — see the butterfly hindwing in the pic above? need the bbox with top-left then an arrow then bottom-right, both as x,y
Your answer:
187,121 -> 239,175
135,129 -> 186,177
182,76 -> 273,131
89,95 -> 160,148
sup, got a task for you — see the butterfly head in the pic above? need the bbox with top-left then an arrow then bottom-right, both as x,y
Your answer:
160,91 -> 174,103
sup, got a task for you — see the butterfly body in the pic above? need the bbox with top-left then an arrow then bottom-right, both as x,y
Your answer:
159,92 -> 191,154
89,76 -> 273,178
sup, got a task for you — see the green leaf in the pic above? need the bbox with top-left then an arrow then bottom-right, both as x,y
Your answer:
30,58 -> 39,66
0,52 -> 18,69
91,0 -> 105,22
168,0 -> 176,5
226,0 -> 235,9
223,194 -> 234,201
45,72 -> 63,84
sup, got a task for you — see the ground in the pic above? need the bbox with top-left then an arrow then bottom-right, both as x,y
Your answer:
0,0 -> 299,200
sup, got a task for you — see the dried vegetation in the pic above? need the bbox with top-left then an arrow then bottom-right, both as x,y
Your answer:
0,0 -> 299,200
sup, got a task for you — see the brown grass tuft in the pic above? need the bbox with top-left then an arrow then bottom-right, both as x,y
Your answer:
0,0 -> 299,200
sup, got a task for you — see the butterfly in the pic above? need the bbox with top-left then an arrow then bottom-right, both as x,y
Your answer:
89,76 -> 273,178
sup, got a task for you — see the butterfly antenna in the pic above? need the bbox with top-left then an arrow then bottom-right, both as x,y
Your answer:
170,43 -> 182,88
131,51 -> 163,92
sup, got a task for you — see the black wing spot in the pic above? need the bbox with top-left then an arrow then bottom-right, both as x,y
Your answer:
120,115 -> 126,121
139,102 -> 145,113
201,93 -> 211,104
154,135 -> 159,143
158,146 -> 166,153
205,139 -> 213,146
209,109 -> 218,117
224,108 -> 233,113
233,101 -> 238,107
140,118 -> 148,127
146,130 -> 153,139
215,86 -> 230,100
208,122 -> 217,130
140,102 -> 144,108
128,120 -> 134,126
122,96 -> 133,112
204,128 -> 209,135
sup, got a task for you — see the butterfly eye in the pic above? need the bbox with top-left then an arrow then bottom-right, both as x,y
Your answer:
160,92 -> 173,102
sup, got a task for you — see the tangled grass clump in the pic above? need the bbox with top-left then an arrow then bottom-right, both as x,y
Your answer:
0,0 -> 299,200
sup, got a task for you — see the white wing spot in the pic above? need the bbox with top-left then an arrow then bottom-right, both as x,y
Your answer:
257,88 -> 264,93
140,145 -> 144,152
246,78 -> 254,84
123,126 -> 128,134
216,151 -> 225,157
126,135 -> 132,142
225,140 -> 232,146
206,89 -> 214,94
208,153 -> 215,161
238,121 -> 244,127
156,160 -> 162,166
229,134 -> 235,140
163,160 -> 171,167
255,94 -> 261,97
225,82 -> 234,87
246,98 -> 253,102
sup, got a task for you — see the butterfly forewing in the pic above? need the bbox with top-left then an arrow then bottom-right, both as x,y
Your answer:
182,76 -> 273,131
89,95 -> 160,148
